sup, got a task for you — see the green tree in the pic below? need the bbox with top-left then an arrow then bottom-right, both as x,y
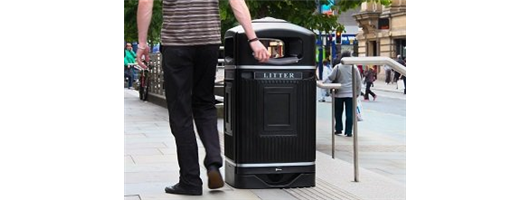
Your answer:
220,0 -> 362,38
124,0 -> 390,46
124,0 -> 162,50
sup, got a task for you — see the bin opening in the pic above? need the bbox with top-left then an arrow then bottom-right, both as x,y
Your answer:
261,38 -> 285,58
259,38 -> 298,65
225,36 -> 304,65
260,38 -> 303,59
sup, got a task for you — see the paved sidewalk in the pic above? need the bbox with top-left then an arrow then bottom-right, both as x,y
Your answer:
124,89 -> 405,200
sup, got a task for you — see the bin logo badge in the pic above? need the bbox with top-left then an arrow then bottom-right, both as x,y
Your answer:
254,72 -> 302,80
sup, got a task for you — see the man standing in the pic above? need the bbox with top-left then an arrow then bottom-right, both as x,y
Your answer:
136,0 -> 270,196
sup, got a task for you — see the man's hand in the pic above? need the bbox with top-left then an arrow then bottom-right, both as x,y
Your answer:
136,47 -> 150,69
250,41 -> 270,63
228,0 -> 270,63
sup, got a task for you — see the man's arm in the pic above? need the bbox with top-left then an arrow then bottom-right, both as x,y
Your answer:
324,65 -> 338,83
136,0 -> 154,68
228,0 -> 270,63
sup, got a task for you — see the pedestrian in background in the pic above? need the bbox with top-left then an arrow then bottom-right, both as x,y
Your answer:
364,67 -> 377,101
318,59 -> 332,102
384,64 -> 391,85
124,43 -> 136,89
324,51 -> 362,137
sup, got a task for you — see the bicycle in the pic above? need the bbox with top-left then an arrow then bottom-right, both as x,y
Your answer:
136,62 -> 152,101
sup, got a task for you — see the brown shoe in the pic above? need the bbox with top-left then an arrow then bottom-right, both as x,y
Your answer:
207,166 -> 224,189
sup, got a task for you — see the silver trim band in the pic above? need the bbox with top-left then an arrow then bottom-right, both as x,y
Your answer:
225,159 -> 315,168
224,65 -> 315,70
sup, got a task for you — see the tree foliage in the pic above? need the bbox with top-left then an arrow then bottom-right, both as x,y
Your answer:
124,0 -> 162,47
124,0 -> 390,45
220,0 -> 365,38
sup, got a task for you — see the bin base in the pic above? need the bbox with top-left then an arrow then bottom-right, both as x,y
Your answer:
225,161 -> 315,189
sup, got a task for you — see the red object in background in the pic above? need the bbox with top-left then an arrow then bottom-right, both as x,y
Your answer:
357,65 -> 364,76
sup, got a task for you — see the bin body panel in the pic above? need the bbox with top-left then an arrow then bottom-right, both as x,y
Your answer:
233,69 -> 315,163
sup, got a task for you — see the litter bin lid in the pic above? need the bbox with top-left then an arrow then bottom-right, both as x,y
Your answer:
251,17 -> 287,23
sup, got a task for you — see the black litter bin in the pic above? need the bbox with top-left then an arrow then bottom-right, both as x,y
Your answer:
223,17 -> 316,189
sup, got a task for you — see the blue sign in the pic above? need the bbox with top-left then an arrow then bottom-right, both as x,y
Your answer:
321,0 -> 335,14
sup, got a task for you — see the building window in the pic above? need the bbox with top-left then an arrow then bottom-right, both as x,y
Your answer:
378,18 -> 389,29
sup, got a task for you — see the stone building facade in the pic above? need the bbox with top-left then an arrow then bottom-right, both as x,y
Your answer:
353,0 -> 406,59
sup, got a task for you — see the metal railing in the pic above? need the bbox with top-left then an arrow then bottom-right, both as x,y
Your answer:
341,56 -> 406,76
146,53 -> 165,97
338,56 -> 406,182
316,81 -> 342,160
